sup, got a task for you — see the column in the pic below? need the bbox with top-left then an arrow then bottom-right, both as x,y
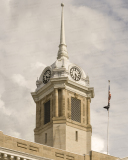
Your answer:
87,98 -> 90,124
41,102 -> 44,125
3,154 -> 7,160
61,89 -> 65,116
36,102 -> 41,128
83,103 -> 85,124
10,156 -> 14,160
55,89 -> 58,117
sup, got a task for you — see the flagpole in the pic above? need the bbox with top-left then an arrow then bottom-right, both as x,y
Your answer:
107,108 -> 109,155
103,80 -> 111,155
107,80 -> 110,155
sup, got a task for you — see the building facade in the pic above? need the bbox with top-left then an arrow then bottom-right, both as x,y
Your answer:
0,131 -> 120,160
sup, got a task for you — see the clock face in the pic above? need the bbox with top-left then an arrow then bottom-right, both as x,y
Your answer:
43,70 -> 51,84
70,67 -> 81,81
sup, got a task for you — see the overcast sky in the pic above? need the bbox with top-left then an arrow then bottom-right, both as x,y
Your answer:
0,0 -> 128,158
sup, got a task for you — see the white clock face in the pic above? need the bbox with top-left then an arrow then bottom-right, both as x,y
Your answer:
43,70 -> 51,84
70,67 -> 81,81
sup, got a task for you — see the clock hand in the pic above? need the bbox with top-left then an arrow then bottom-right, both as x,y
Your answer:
75,73 -> 77,80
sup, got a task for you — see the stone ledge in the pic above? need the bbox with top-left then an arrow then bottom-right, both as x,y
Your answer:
0,131 -> 85,160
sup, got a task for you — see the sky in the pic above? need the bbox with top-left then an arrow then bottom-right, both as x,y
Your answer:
0,0 -> 128,158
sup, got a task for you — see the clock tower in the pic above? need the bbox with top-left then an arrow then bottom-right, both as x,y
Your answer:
31,3 -> 94,155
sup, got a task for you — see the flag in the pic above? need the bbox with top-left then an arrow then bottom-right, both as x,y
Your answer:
108,81 -> 111,106
103,80 -> 111,111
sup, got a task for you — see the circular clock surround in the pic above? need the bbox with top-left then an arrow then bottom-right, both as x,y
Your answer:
43,69 -> 51,84
70,67 -> 81,81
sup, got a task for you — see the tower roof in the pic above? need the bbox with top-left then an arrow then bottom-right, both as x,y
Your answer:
35,3 -> 94,97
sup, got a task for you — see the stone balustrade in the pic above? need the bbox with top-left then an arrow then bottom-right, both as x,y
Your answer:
0,150 -> 51,160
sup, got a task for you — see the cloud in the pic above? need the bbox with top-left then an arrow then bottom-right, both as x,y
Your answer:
92,135 -> 105,152
7,129 -> 21,139
34,62 -> 46,69
11,74 -> 27,87
0,95 -> 11,116
0,96 -> 4,107
31,62 -> 46,70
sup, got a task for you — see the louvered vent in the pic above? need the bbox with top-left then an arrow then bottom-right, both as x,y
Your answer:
71,97 -> 81,123
44,100 -> 50,125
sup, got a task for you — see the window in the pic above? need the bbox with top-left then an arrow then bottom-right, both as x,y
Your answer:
44,100 -> 50,125
75,131 -> 78,141
71,97 -> 81,123
45,133 -> 47,144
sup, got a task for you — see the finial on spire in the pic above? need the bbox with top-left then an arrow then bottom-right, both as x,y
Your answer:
61,3 -> 64,7
57,3 -> 69,59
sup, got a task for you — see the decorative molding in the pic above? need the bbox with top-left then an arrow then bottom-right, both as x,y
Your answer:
55,152 -> 74,160
29,146 -> 39,152
17,142 -> 27,149
55,152 -> 64,158
66,155 -> 74,160
17,142 -> 39,152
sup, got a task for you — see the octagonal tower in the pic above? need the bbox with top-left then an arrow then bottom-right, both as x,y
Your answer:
31,3 -> 94,155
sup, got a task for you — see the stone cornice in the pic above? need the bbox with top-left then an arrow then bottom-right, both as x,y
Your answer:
31,77 -> 94,102
34,116 -> 92,134
66,80 -> 94,98
66,121 -> 92,132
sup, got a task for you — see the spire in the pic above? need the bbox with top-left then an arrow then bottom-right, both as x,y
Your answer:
57,3 -> 69,59
60,3 -> 65,45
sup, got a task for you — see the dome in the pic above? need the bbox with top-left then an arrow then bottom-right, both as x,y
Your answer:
36,57 -> 89,90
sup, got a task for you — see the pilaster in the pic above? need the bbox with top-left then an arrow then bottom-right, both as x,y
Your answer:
40,102 -> 44,126
61,89 -> 65,117
54,89 -> 58,117
87,98 -> 91,125
36,102 -> 41,128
